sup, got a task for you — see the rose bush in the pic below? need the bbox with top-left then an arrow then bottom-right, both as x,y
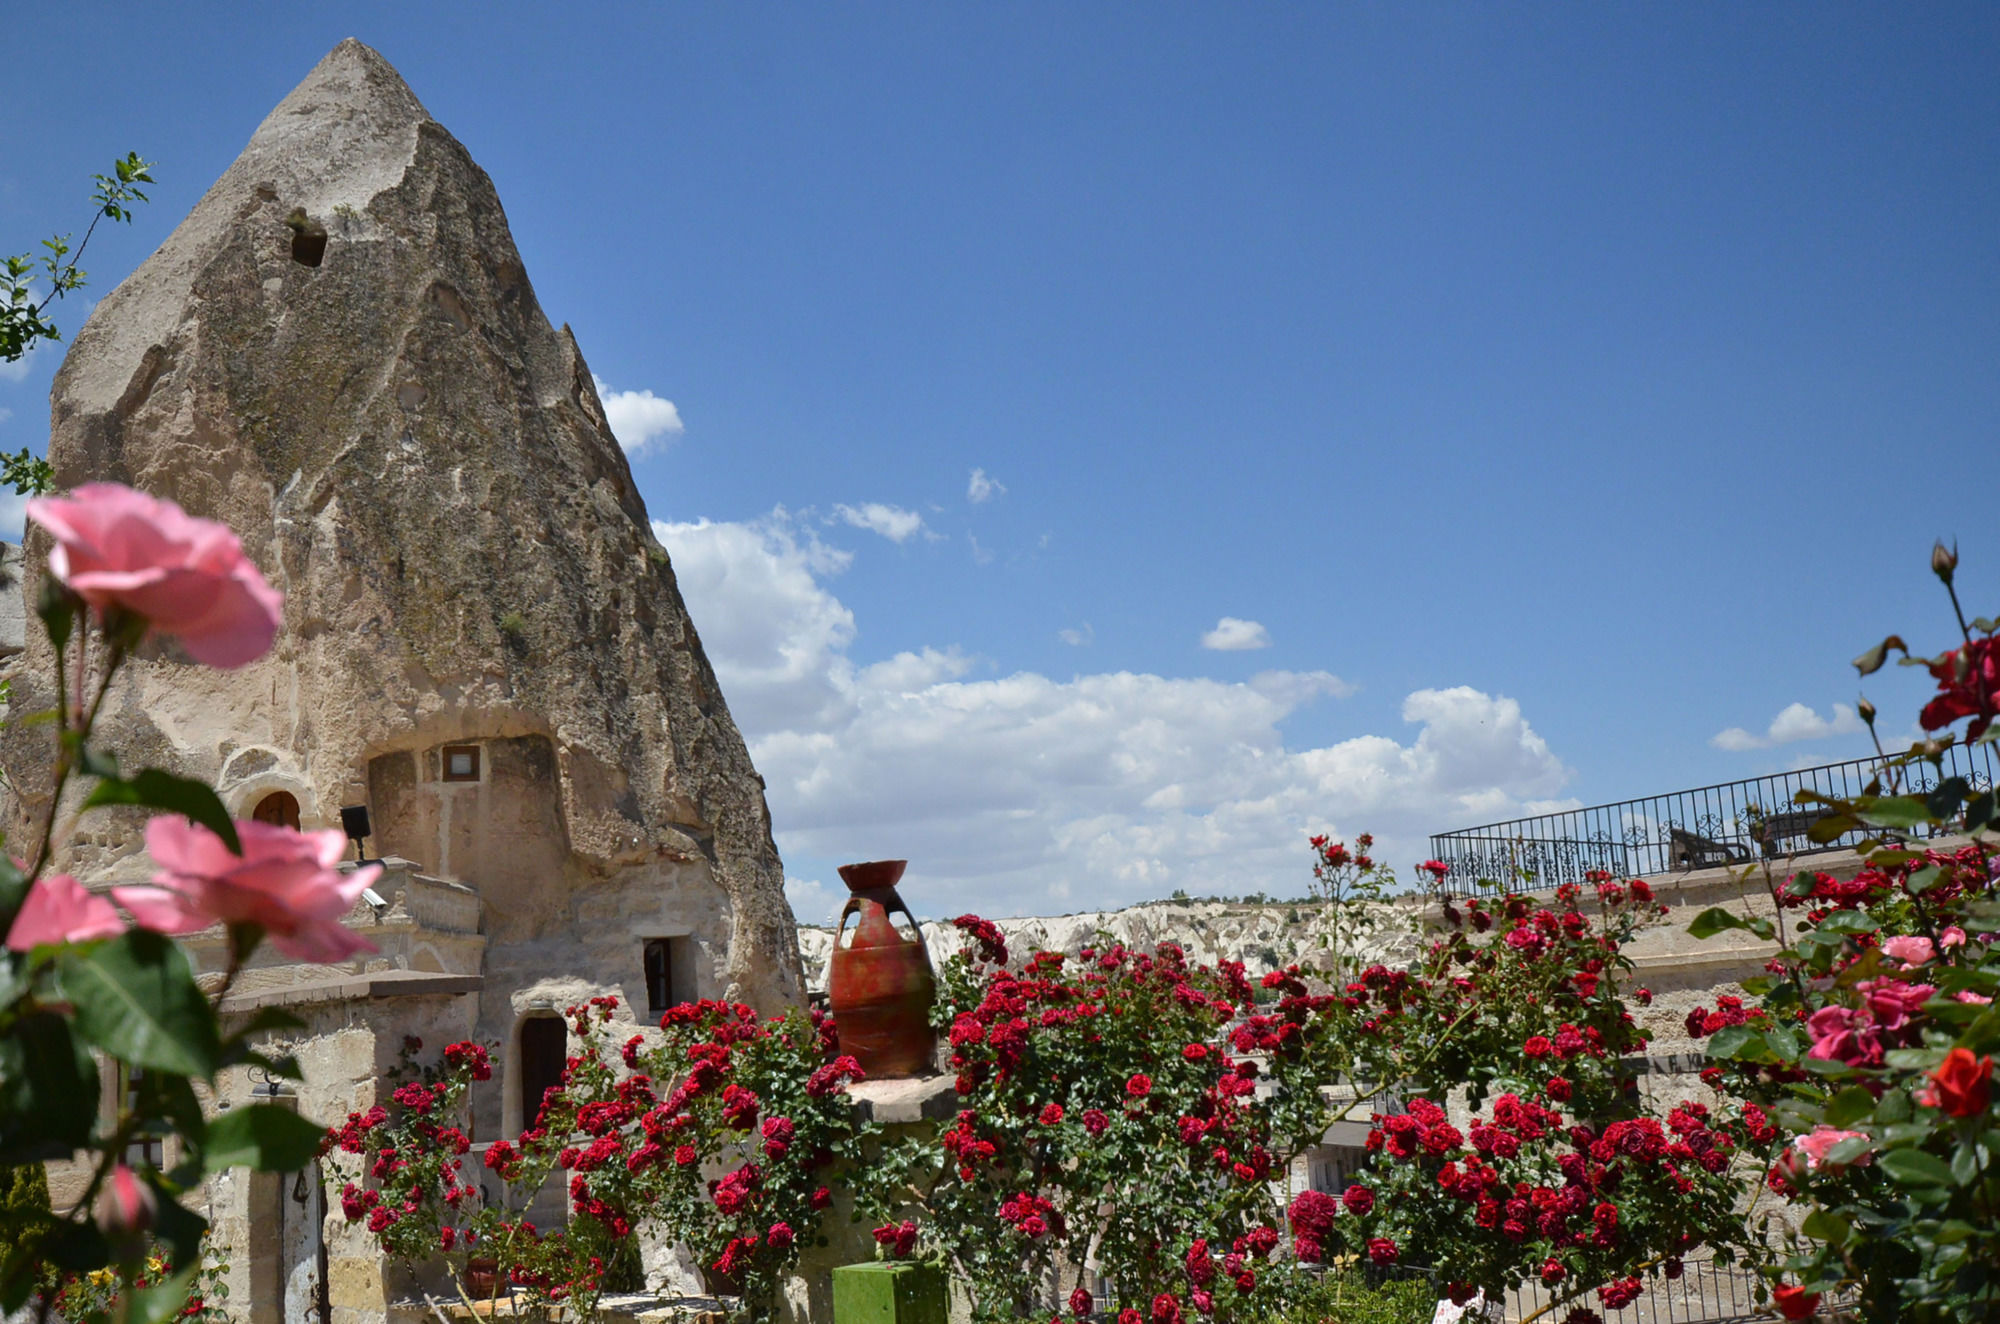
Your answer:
1684,544 -> 2000,1321
849,868 -> 1773,1324
326,997 -> 872,1320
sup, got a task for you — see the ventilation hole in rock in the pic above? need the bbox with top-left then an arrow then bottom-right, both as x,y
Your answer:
287,211 -> 328,267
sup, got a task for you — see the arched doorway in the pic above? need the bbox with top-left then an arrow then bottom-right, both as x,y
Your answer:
252,791 -> 301,829
518,1016 -> 567,1128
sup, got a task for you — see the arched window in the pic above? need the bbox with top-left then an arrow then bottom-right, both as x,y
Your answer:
252,791 -> 301,829
518,1016 -> 567,1125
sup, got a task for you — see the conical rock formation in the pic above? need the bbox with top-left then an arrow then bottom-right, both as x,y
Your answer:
4,40 -> 803,1009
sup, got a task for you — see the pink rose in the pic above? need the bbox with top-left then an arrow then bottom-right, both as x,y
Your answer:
5,874 -> 126,950
28,483 -> 282,668
1860,979 -> 1935,1032
1881,935 -> 1935,967
1793,1126 -> 1871,1171
1805,1006 -> 1860,1064
94,1165 -> 155,1237
1941,926 -> 1967,949
112,817 -> 379,962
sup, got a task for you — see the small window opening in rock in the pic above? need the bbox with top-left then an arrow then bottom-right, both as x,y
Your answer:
442,744 -> 481,783
286,209 -> 328,267
252,790 -> 301,830
643,936 -> 696,1014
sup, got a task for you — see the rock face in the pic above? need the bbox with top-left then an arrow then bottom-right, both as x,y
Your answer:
2,40 -> 803,1012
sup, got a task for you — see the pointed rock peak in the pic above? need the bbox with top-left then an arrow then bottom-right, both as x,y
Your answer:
262,38 -> 432,138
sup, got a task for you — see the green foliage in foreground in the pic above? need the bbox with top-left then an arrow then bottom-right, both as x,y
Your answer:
1234,1270 -> 1437,1324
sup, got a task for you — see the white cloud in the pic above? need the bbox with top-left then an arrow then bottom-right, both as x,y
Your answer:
1710,702 -> 1867,752
1058,623 -> 1094,647
1201,617 -> 1271,652
784,876 -> 838,927
652,511 -> 855,733
592,374 -> 684,455
968,533 -> 994,566
832,502 -> 926,544
666,510 -> 1573,916
0,407 -> 13,424
967,468 -> 1006,504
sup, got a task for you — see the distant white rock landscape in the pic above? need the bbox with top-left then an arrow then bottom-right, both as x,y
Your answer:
795,897 -> 1426,992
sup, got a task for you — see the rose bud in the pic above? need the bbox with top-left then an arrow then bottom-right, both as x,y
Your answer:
95,1165 -> 157,1239
1932,539 -> 1958,585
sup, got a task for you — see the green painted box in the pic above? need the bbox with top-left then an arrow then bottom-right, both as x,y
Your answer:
832,1262 -> 947,1324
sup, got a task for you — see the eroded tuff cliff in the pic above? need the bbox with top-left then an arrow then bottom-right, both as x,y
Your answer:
4,39 -> 803,1008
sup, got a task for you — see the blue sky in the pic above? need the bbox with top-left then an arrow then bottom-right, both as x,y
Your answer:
4,6 -> 1997,919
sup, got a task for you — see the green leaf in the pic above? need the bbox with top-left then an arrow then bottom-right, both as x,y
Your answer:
1878,1148 -> 1955,1187
82,769 -> 240,854
1826,1085 -> 1877,1128
1808,813 -> 1859,843
61,930 -> 222,1077
1950,1143 -> 1980,1187
1905,864 -> 1944,896
1858,796 -> 1933,829
1854,635 -> 1909,676
1817,910 -> 1879,935
0,1011 -> 100,1151
1926,777 -> 1970,821
1800,1209 -> 1851,1245
1705,1025 -> 1772,1063
1688,907 -> 1771,940
1885,1047 -> 1948,1072
202,1103 -> 326,1174
1764,1024 -> 1801,1063
1968,789 -> 1997,832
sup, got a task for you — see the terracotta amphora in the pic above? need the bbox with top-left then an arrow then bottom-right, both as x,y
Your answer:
828,860 -> 937,1078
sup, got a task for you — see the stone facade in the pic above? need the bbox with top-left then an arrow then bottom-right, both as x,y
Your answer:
1,37 -> 803,1324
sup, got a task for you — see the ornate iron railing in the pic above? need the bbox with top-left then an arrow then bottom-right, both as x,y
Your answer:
1428,744 -> 1999,897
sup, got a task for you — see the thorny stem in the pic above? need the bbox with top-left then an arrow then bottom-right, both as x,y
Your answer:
26,621 -> 130,884
1941,577 -> 1994,726
24,618 -> 79,883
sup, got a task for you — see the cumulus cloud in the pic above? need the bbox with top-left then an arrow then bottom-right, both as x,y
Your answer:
652,512 -> 855,734
1058,623 -> 1094,647
832,502 -> 926,544
592,374 -> 684,455
784,876 -> 838,927
1711,702 -> 1867,752
663,510 -> 1574,916
1201,617 -> 1271,652
967,468 -> 1006,503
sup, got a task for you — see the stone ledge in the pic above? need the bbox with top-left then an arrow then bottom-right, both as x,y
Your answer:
219,969 -> 482,1013
847,1073 -> 959,1125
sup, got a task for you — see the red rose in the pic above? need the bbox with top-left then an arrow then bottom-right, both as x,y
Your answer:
1772,1285 -> 1819,1320
1127,1073 -> 1153,1099
1340,1184 -> 1374,1216
1928,1048 -> 1993,1118
1366,1238 -> 1398,1265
